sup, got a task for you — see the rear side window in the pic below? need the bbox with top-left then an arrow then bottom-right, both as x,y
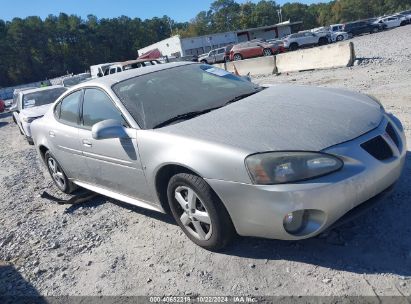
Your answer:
58,90 -> 82,125
82,88 -> 125,128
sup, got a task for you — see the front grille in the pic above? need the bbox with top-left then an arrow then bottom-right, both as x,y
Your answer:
361,136 -> 393,160
385,122 -> 400,149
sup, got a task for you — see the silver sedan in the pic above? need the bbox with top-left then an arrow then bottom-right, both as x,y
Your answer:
31,62 -> 406,250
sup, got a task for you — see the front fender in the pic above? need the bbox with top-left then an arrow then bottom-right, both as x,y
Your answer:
137,129 -> 252,200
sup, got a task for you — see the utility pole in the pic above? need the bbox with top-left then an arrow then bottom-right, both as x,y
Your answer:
168,17 -> 173,37
277,8 -> 283,23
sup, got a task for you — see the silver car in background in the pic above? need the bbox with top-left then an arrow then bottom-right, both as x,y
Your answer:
31,62 -> 406,250
11,86 -> 67,144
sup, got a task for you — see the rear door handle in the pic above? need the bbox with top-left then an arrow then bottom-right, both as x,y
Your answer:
49,131 -> 55,137
82,139 -> 92,147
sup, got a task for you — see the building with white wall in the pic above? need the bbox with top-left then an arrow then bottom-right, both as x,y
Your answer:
138,21 -> 302,58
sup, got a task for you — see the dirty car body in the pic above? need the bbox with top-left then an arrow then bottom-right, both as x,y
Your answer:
31,62 -> 406,250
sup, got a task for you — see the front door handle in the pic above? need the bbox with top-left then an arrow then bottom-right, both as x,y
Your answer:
82,139 -> 92,147
49,131 -> 55,137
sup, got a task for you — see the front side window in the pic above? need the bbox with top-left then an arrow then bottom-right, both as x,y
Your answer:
82,88 -> 125,128
58,90 -> 82,125
113,64 -> 259,129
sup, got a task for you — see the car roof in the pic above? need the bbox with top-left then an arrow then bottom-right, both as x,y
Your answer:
20,85 -> 66,95
71,61 -> 193,90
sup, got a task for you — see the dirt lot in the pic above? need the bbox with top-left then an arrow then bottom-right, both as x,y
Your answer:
1,25 -> 410,298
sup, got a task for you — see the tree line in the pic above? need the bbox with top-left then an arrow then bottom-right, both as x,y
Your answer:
1,0 -> 410,87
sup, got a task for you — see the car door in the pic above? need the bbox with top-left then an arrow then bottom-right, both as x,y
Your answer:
48,90 -> 88,181
208,50 -> 217,63
387,17 -> 400,28
216,48 -> 226,62
77,87 -> 151,201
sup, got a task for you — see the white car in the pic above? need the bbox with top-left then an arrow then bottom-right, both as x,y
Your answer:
374,16 -> 402,29
11,86 -> 67,144
283,32 -> 330,51
328,24 -> 350,42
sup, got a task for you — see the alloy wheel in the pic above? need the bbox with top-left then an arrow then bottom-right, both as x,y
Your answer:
174,186 -> 212,241
233,54 -> 242,61
48,157 -> 66,189
263,49 -> 272,56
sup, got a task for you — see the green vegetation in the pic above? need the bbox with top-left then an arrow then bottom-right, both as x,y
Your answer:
1,0 -> 410,87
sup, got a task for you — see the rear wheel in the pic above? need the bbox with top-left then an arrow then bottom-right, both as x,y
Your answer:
167,173 -> 234,251
200,60 -> 208,64
233,53 -> 243,61
371,27 -> 379,33
336,35 -> 344,41
45,151 -> 77,194
289,43 -> 298,51
318,37 -> 328,46
263,48 -> 273,56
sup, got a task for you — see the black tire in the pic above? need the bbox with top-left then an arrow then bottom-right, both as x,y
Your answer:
167,173 -> 235,251
318,37 -> 328,46
45,151 -> 77,194
400,21 -> 406,26
336,35 -> 344,41
371,27 -> 379,33
289,43 -> 298,51
262,48 -> 273,56
200,60 -> 208,64
233,53 -> 242,61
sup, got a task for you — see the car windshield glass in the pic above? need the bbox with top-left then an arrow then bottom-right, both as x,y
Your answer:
112,64 -> 259,129
23,88 -> 67,108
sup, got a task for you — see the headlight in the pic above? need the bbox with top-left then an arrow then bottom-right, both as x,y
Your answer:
245,152 -> 343,185
22,116 -> 40,123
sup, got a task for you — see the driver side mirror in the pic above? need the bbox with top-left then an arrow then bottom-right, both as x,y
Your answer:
97,72 -> 103,78
92,119 -> 128,140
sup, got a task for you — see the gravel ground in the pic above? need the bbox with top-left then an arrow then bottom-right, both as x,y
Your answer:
1,25 -> 411,299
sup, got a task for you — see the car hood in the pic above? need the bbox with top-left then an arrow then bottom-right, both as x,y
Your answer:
20,104 -> 52,118
160,85 -> 383,153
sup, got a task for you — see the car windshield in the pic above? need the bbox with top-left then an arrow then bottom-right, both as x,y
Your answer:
112,64 -> 259,129
23,87 -> 67,109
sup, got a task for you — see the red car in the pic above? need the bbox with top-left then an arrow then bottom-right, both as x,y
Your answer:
229,40 -> 285,61
0,99 -> 5,113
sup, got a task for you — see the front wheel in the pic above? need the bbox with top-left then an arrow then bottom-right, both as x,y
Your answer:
233,53 -> 243,61
336,35 -> 344,41
200,60 -> 207,64
167,173 -> 234,251
45,151 -> 77,194
263,48 -> 273,56
289,43 -> 298,51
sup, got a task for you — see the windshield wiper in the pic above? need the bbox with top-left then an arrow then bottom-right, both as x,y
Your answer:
153,89 -> 262,129
153,107 -> 221,128
222,90 -> 261,107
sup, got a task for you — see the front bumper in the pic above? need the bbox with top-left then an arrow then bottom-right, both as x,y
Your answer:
206,114 -> 406,240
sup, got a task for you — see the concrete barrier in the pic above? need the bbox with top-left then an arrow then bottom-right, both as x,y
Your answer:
213,42 -> 355,76
214,56 -> 276,76
275,42 -> 355,73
